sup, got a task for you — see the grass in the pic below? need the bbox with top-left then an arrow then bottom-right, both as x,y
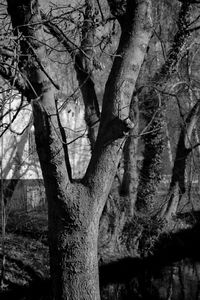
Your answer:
0,208 -> 49,295
6,208 -> 48,243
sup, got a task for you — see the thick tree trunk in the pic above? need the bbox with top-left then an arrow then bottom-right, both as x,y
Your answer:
48,185 -> 100,299
135,0 -> 191,213
50,231 -> 100,299
135,95 -> 165,213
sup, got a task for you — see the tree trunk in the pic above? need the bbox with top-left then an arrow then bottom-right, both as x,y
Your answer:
160,100 -> 200,220
75,0 -> 100,151
50,233 -> 100,300
161,183 -> 181,221
48,185 -> 100,299
120,95 -> 139,216
50,230 -> 100,299
135,0 -> 191,214
42,2 -> 100,151
135,93 -> 165,213
165,121 -> 173,169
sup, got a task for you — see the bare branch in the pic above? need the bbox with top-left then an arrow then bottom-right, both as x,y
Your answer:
0,96 -> 24,137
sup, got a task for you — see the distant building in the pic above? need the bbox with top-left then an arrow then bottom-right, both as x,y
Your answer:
1,96 -> 90,211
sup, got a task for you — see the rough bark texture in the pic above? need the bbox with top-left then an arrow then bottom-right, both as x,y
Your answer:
6,0 -> 153,299
135,0 -> 191,213
135,91 -> 165,213
84,0 -> 153,211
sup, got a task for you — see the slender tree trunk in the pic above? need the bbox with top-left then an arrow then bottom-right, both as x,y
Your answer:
160,100 -> 200,220
75,0 -> 100,151
42,2 -> 100,151
120,95 -> 139,216
0,106 -> 6,288
165,121 -> 173,169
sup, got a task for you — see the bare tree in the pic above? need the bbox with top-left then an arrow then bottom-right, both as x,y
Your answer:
4,0 -> 153,299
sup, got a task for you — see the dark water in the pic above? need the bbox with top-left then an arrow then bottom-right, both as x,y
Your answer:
101,258 -> 200,300
100,218 -> 200,300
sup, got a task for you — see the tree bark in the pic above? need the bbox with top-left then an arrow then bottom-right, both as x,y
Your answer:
120,95 -> 139,216
6,0 -> 153,298
135,0 -> 191,213
48,184 -> 100,299
75,0 -> 100,151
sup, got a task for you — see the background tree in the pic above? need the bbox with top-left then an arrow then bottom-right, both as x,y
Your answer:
135,0 -> 191,214
160,99 -> 200,220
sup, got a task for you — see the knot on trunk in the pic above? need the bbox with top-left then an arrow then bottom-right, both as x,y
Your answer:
123,118 -> 135,133
112,117 -> 135,138
101,117 -> 135,145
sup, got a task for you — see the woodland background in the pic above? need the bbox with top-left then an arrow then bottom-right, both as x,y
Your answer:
1,0 -> 200,299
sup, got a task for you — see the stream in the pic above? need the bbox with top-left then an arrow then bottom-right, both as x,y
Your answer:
101,258 -> 200,300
